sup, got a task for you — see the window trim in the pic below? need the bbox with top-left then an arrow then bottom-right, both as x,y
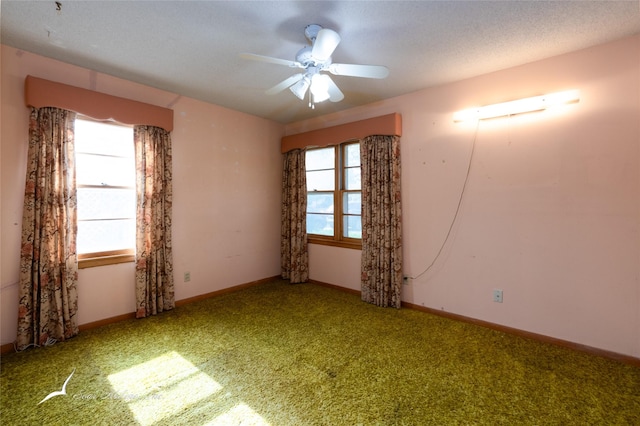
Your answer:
307,141 -> 362,250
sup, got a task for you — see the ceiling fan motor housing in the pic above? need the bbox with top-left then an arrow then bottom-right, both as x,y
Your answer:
295,46 -> 314,65
296,45 -> 331,68
304,24 -> 323,42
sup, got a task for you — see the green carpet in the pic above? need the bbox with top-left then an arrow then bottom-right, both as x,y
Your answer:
1,279 -> 639,425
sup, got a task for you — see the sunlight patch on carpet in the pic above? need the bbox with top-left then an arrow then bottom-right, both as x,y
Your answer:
205,403 -> 270,425
108,351 -> 224,425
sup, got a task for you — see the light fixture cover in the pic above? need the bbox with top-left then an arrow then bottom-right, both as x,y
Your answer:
310,74 -> 330,103
454,90 -> 580,122
290,77 -> 310,100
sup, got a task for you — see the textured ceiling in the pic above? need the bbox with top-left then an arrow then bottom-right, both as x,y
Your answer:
2,1 -> 640,124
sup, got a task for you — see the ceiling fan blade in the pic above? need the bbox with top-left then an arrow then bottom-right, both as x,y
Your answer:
311,29 -> 341,61
328,63 -> 389,79
239,53 -> 301,68
265,73 -> 305,95
324,75 -> 344,102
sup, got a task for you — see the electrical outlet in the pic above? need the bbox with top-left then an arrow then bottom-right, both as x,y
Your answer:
493,289 -> 503,303
403,276 -> 409,285
184,272 -> 191,282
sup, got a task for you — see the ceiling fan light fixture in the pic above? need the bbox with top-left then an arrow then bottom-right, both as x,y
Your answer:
290,77 -> 310,100
310,74 -> 330,103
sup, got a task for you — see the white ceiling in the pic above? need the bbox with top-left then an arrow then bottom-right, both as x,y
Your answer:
2,1 -> 639,124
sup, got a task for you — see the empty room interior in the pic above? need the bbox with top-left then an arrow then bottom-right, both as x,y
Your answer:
1,1 -> 639,424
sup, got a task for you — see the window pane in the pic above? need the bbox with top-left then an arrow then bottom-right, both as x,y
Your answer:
307,193 -> 334,214
307,213 -> 334,236
76,153 -> 135,187
307,169 -> 334,191
77,188 -> 136,220
344,167 -> 361,190
343,192 -> 361,215
344,143 -> 360,167
306,147 -> 334,170
77,219 -> 135,254
343,215 -> 362,238
75,119 -> 133,157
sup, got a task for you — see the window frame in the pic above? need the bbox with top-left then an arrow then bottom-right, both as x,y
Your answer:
75,116 -> 136,269
306,141 -> 362,250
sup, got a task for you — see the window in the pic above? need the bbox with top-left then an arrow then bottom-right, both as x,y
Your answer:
75,118 -> 136,268
306,141 -> 361,249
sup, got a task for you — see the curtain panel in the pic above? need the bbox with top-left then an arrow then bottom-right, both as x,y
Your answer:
281,149 -> 309,284
134,125 -> 175,318
16,107 -> 79,350
360,135 -> 403,308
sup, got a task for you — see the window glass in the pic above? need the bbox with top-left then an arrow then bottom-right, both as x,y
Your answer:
306,147 -> 335,191
77,188 -> 135,220
75,154 -> 135,187
78,219 -> 136,254
343,215 -> 362,239
308,192 -> 334,214
306,169 -> 334,191
306,147 -> 334,170
344,143 -> 360,167
343,192 -> 361,215
307,214 -> 334,236
344,168 -> 361,191
344,143 -> 361,190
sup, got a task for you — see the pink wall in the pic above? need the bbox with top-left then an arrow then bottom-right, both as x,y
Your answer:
1,45 -> 284,345
2,35 -> 638,359
291,35 -> 640,358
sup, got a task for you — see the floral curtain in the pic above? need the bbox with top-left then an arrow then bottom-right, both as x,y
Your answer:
16,107 -> 79,350
360,135 -> 403,308
281,149 -> 309,283
134,125 -> 175,318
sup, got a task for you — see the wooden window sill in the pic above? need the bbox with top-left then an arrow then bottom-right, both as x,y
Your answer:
308,238 -> 362,250
78,254 -> 135,269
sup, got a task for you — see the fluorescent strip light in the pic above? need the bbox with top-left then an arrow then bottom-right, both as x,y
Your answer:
453,90 -> 580,122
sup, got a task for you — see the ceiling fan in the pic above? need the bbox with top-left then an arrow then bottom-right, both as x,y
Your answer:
240,24 -> 389,108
